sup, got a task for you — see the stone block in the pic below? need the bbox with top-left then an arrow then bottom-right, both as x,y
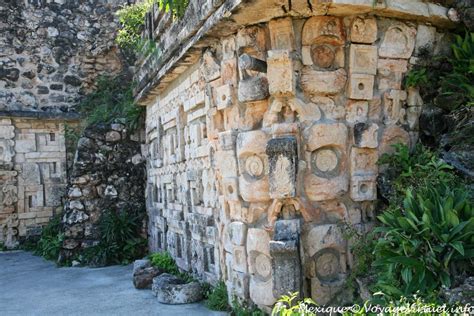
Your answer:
236,130 -> 270,202
238,77 -> 269,102
415,24 -> 436,55
15,134 -> 36,153
346,100 -> 368,124
302,16 -> 344,46
268,18 -> 295,50
270,240 -> 301,298
228,221 -> 247,246
383,89 -> 407,125
301,68 -> 347,95
301,46 -> 312,65
379,23 -> 416,59
266,137 -> 297,199
353,122 -> 379,148
379,125 -> 410,156
0,125 -> 15,139
267,50 -> 295,96
216,150 -> 238,178
231,271 -> 249,299
304,123 -> 348,201
350,17 -> 377,44
232,245 -> 248,273
349,44 -> 377,75
350,148 -> 378,176
350,175 -> 377,201
223,177 -> 239,202
347,74 -> 374,100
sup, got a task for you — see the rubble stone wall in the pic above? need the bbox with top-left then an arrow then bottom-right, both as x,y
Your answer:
0,116 -> 68,248
0,0 -> 125,113
61,123 -> 146,260
145,11 -> 454,307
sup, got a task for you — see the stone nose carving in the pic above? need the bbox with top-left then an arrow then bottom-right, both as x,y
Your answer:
238,54 -> 269,102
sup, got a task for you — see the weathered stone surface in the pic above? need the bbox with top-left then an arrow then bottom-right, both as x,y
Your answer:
349,44 -> 377,75
152,274 -> 203,304
301,68 -> 347,95
134,266 -> 162,289
267,50 -> 295,96
268,18 -> 295,50
348,74 -> 374,100
379,23 -> 416,59
350,17 -> 377,44
266,137 -> 297,199
238,77 -> 269,102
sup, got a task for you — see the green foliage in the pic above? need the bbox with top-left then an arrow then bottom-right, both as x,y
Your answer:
205,281 -> 230,311
116,0 -> 154,52
77,75 -> 144,132
148,251 -> 194,282
232,298 -> 266,316
379,143 -> 461,204
149,251 -> 180,275
439,32 -> 474,109
373,184 -> 474,299
82,209 -> 147,266
271,292 -> 316,316
404,68 -> 429,88
116,0 -> 189,55
35,214 -> 64,262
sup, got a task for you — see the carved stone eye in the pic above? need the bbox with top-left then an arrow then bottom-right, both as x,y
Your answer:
313,248 -> 341,282
311,147 -> 340,178
245,155 -> 264,179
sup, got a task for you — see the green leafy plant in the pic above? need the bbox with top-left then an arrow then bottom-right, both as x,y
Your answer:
379,144 -> 461,204
272,292 -> 316,316
77,75 -> 144,132
232,298 -> 266,316
116,0 -> 189,57
149,251 -> 180,275
82,209 -> 147,266
205,281 -> 230,311
404,68 -> 429,88
439,32 -> 474,109
373,184 -> 474,299
35,214 -> 64,262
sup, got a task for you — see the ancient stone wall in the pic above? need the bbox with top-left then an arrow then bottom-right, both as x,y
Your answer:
60,123 -> 146,262
144,10 -> 453,308
0,0 -> 125,113
0,116 -> 69,248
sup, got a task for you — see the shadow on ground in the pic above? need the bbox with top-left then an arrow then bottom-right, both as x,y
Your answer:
0,251 -> 226,316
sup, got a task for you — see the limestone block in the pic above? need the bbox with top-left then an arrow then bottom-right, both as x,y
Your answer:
216,150 -> 238,178
311,96 -> 342,121
383,89 -> 407,125
304,123 -> 348,201
347,74 -> 374,100
238,76 -> 269,102
21,163 -> 41,184
236,26 -> 267,53
350,17 -> 377,44
350,175 -> 377,201
269,18 -> 295,50
407,106 -> 421,130
407,87 -> 423,107
266,137 -> 297,199
301,46 -> 312,65
349,44 -> 377,75
415,24 -> 436,55
201,50 -> 220,82
353,123 -> 379,148
346,100 -> 368,124
218,130 -> 237,151
378,58 -> 408,73
302,16 -> 345,46
270,239 -> 301,298
15,134 -> 36,153
228,221 -> 248,246
379,23 -> 416,59
223,177 -> 239,202
222,36 -> 236,60
311,277 -> 345,306
247,228 -> 275,306
236,130 -> 270,202
263,98 -> 321,127
310,44 -> 344,69
221,59 -> 238,89
267,50 -> 295,96
232,245 -> 248,273
0,139 -> 15,166
350,148 -> 378,176
302,224 -> 346,260
379,125 -> 410,156
0,125 -> 15,139
231,271 -> 249,299
301,68 -> 347,95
